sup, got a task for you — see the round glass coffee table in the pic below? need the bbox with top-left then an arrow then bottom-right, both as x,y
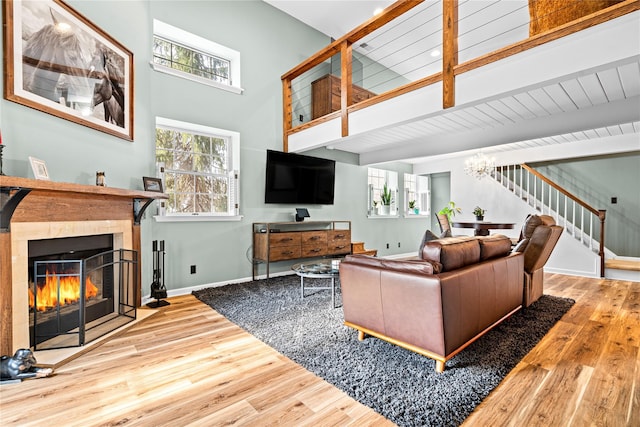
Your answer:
292,259 -> 341,308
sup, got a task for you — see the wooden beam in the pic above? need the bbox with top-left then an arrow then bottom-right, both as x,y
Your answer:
442,0 -> 458,109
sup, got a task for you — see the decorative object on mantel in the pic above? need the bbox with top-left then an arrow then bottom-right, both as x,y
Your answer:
28,156 -> 50,180
143,176 -> 163,192
1,349 -> 53,383
473,206 -> 486,221
3,0 -> 134,141
96,171 -> 106,186
464,152 -> 495,179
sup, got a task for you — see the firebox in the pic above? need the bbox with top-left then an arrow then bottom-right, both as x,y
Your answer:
28,235 -> 137,350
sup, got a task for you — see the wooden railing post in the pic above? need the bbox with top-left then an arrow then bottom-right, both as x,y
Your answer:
282,78 -> 292,152
599,209 -> 606,277
443,0 -> 458,109
340,40 -> 353,138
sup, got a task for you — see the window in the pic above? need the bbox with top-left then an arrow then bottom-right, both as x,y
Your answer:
155,117 -> 240,220
152,20 -> 243,94
368,168 -> 398,217
404,173 -> 430,216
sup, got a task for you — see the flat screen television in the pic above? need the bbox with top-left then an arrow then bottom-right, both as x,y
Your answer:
264,150 -> 335,204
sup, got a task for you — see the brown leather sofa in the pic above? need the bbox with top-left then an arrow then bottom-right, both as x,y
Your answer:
339,216 -> 563,373
340,234 -> 523,372
513,214 -> 564,307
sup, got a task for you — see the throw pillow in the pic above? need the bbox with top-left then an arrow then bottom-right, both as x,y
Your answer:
520,214 -> 543,240
418,229 -> 440,257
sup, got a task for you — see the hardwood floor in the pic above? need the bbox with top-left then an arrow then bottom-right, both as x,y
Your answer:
1,274 -> 637,426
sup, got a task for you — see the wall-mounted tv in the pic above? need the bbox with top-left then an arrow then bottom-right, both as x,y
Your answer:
264,150 -> 335,205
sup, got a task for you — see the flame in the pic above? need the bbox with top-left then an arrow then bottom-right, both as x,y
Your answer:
29,269 -> 99,312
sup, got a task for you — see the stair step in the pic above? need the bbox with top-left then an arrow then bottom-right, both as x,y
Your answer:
605,258 -> 640,272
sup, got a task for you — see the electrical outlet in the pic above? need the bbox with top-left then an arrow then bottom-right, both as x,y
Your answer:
611,197 -> 617,204
386,243 -> 389,249
299,114 -> 304,122
190,265 -> 196,274
398,242 -> 401,248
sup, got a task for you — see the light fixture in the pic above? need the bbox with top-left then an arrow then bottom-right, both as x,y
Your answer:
373,7 -> 384,15
430,49 -> 441,57
464,152 -> 495,179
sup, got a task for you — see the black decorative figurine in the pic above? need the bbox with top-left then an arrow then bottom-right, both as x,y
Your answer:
1,349 -> 54,382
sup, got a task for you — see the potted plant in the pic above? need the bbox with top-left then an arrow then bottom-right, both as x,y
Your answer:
473,206 -> 486,221
379,183 -> 392,215
408,200 -> 419,215
439,201 -> 462,221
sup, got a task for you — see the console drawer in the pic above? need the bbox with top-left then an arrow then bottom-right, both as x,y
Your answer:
301,230 -> 328,245
301,245 -> 328,257
269,245 -> 301,261
328,230 -> 351,245
269,232 -> 301,247
327,242 -> 350,255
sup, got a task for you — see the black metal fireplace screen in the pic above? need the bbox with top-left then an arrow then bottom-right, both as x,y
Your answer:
31,249 -> 137,350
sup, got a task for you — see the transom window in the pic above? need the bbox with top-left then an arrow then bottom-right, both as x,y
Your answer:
153,36 -> 230,85
152,20 -> 243,94
155,117 -> 240,218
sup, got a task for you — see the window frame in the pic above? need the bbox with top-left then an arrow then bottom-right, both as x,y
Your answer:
151,20 -> 243,94
367,167 -> 399,218
403,173 -> 430,217
155,117 -> 241,222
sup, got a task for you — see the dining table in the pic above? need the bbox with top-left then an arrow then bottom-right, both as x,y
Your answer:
451,220 -> 516,236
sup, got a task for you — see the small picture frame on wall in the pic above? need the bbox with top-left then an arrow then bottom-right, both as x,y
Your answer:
29,156 -> 50,180
143,176 -> 163,193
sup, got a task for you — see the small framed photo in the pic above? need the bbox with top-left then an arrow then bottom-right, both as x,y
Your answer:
143,176 -> 163,193
29,156 -> 50,180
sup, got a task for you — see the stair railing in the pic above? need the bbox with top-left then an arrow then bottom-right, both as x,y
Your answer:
494,163 -> 606,277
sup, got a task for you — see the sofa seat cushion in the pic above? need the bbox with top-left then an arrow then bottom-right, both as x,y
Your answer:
477,234 -> 512,260
344,254 -> 441,275
421,236 -> 480,272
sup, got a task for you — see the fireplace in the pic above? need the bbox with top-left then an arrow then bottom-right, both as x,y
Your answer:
28,235 -> 137,350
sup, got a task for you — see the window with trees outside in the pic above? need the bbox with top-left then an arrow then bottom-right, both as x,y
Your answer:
368,168 -> 398,217
155,117 -> 240,220
404,173 -> 430,216
152,20 -> 243,94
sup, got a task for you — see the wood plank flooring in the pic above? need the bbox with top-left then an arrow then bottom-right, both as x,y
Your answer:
1,274 -> 638,426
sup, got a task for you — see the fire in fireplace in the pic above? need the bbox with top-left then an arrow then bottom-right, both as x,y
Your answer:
28,234 -> 137,350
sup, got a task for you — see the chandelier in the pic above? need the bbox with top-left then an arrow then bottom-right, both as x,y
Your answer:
464,152 -> 495,179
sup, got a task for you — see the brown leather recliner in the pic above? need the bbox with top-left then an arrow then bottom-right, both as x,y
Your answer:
512,214 -> 564,307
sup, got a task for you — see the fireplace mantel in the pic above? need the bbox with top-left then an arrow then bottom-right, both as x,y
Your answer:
0,176 -> 167,356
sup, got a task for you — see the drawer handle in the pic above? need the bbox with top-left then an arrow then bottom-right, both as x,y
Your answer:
311,248 -> 322,252
310,236 -> 320,240
335,234 -> 345,238
282,251 -> 294,255
336,245 -> 346,249
281,238 -> 293,242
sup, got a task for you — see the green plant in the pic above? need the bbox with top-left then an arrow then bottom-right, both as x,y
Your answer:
439,201 -> 462,221
408,200 -> 416,209
473,206 -> 486,217
380,183 -> 392,206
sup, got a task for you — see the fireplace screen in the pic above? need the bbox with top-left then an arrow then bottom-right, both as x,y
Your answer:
31,249 -> 137,350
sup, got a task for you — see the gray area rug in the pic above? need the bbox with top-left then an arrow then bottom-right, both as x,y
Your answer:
193,275 -> 574,426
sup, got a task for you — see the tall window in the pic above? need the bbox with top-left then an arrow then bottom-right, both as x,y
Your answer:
152,20 -> 243,94
367,168 -> 398,216
155,117 -> 240,217
404,173 -> 430,216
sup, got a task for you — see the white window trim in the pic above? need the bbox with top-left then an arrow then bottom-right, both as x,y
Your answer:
154,117 -> 241,222
152,19 -> 243,94
367,168 -> 399,218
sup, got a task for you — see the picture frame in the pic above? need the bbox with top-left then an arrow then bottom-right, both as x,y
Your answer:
29,157 -> 50,180
3,0 -> 134,141
143,177 -> 163,193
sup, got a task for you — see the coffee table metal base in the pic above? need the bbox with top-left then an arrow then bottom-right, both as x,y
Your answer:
300,275 -> 339,308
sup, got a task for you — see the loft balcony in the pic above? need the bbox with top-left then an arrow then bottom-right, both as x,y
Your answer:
281,0 -> 640,165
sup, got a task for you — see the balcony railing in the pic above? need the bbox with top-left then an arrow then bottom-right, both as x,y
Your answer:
281,0 -> 639,151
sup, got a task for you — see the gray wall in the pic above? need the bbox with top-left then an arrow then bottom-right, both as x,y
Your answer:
1,1 -> 427,294
533,154 -> 640,257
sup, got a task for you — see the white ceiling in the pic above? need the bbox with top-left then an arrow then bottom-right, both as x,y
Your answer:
266,1 -> 640,165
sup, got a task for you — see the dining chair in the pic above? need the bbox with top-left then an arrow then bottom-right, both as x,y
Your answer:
435,213 -> 452,235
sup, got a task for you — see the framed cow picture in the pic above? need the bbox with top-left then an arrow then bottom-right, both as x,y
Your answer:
3,0 -> 134,141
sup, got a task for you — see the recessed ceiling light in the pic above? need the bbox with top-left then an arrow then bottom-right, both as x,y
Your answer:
373,7 -> 384,16
430,49 -> 441,57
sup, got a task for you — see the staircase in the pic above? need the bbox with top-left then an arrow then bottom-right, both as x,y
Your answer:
492,164 -> 609,277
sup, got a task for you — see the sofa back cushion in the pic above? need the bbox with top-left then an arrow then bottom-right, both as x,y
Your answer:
477,234 -> 512,261
421,236 -> 480,272
344,254 -> 441,275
